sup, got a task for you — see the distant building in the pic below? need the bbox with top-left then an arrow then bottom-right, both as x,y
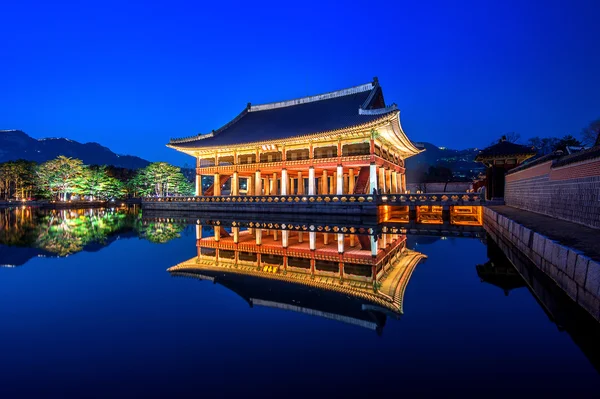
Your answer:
167,78 -> 422,197
475,137 -> 536,200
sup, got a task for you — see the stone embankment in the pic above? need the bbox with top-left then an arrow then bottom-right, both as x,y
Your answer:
484,206 -> 600,321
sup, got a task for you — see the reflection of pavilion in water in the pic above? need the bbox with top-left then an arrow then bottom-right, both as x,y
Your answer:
169,223 -> 426,330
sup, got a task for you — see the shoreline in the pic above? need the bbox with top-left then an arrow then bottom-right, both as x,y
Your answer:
0,198 -> 141,209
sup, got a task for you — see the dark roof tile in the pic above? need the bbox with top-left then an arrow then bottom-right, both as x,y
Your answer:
170,81 -> 394,148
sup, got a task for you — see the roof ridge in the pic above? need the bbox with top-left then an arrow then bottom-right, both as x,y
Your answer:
249,80 -> 376,112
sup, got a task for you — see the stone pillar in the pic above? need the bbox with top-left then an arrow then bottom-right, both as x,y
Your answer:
308,167 -> 315,195
282,230 -> 289,248
255,170 -> 262,196
195,174 -> 202,196
213,173 -> 221,196
337,165 -> 343,195
255,229 -> 262,246
370,235 -> 377,257
369,163 -> 377,194
233,227 -> 239,243
232,171 -> 239,196
247,176 -> 254,196
272,172 -> 278,195
281,168 -> 288,195
348,168 -> 355,194
391,171 -> 397,193
309,231 -> 316,250
337,233 -> 344,254
297,171 -> 303,195
322,170 -> 328,195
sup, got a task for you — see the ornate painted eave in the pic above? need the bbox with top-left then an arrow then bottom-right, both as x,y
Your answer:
168,109 -> 423,160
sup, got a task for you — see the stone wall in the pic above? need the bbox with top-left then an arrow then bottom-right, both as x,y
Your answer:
484,207 -> 600,322
505,150 -> 600,229
142,200 -> 378,216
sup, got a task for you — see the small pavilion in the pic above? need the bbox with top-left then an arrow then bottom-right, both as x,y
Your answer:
475,137 -> 536,200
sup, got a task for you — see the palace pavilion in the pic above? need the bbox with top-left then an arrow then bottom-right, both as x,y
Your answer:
167,77 -> 422,197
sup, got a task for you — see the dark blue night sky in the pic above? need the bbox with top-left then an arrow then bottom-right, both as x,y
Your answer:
1,0 -> 599,166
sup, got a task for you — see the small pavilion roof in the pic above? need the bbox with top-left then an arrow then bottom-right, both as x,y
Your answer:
475,137 -> 536,162
168,77 -> 400,149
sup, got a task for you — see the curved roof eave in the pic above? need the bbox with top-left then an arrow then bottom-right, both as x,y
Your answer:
167,111 -> 400,153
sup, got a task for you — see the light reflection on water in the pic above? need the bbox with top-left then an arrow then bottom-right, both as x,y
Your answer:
0,206 -> 598,397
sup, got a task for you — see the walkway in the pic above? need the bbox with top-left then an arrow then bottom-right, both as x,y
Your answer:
486,205 -> 600,262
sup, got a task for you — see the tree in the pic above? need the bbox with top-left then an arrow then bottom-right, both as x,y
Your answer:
581,119 -> 600,146
554,135 -> 582,152
528,137 -> 560,156
130,162 -> 192,197
36,156 -> 85,201
0,160 -> 37,200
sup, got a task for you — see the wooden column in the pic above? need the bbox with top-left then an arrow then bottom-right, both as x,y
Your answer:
298,231 -> 303,243
378,167 -> 386,193
264,177 -> 270,195
350,234 -> 356,247
329,175 -> 335,195
255,170 -> 262,195
322,169 -> 328,195
343,174 -> 349,194
348,168 -> 355,194
290,177 -> 295,195
247,176 -> 254,196
195,174 -> 202,196
323,232 -> 329,245
297,171 -> 303,195
213,173 -> 221,196
386,169 -> 392,194
232,171 -> 239,196
391,171 -> 397,193
255,229 -> 262,246
272,172 -> 278,195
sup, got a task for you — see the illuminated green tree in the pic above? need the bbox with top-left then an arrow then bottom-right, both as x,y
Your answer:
130,162 -> 192,197
36,156 -> 85,201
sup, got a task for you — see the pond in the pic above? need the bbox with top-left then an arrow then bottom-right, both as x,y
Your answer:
0,206 -> 598,397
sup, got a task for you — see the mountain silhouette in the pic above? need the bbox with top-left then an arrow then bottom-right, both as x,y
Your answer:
0,130 -> 150,169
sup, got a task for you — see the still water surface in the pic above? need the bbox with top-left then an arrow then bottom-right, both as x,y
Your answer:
0,207 -> 599,397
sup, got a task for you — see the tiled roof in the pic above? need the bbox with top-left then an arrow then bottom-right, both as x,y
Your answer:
169,79 -> 396,148
475,140 -> 536,161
